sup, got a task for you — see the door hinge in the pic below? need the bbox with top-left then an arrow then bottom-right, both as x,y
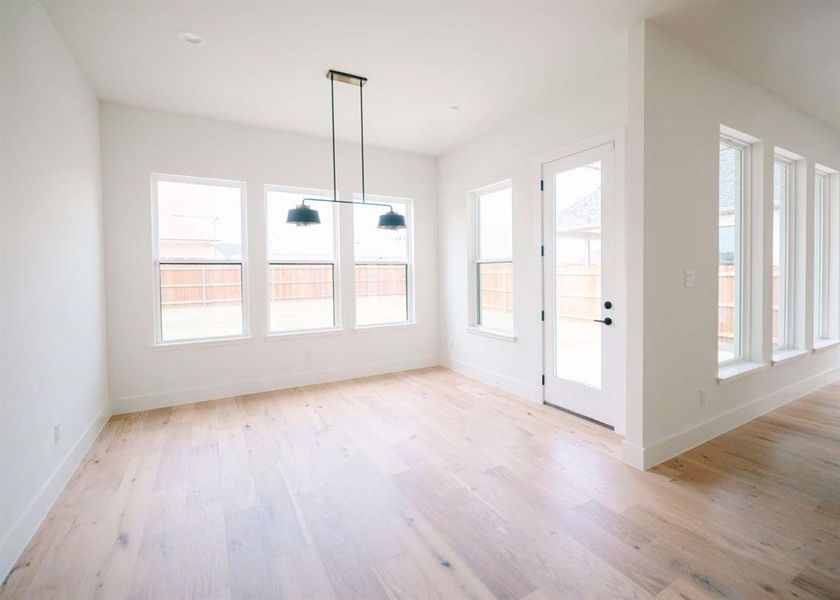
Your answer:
540,179 -> 544,192
541,374 -> 545,386
541,310 -> 545,321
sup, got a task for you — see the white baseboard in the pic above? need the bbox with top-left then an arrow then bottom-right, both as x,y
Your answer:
442,356 -> 541,403
1,404 -> 111,583
621,441 -> 645,470
640,366 -> 840,469
114,355 -> 440,414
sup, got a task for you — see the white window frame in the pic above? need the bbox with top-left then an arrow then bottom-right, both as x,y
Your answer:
773,155 -> 796,351
814,167 -> 839,344
151,173 -> 249,346
718,136 -> 751,367
264,185 -> 340,336
352,194 -> 414,328
468,179 -> 515,337
814,170 -> 830,341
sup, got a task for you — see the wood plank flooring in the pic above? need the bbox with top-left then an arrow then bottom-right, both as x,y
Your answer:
2,367 -> 839,599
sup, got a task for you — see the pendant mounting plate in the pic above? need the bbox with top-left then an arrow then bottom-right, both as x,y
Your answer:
326,69 -> 367,87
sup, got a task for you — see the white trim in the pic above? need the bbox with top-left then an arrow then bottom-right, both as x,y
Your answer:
772,154 -> 797,351
541,139 -> 621,429
467,180 -> 515,334
352,194 -> 415,327
718,133 -> 751,364
355,321 -> 418,333
466,326 -> 518,342
442,356 -> 540,404
0,405 -> 110,583
264,184 -> 340,335
813,167 -> 837,342
150,173 -> 249,344
112,355 -> 439,414
717,360 -> 766,383
264,327 -> 343,341
812,338 -> 840,353
771,348 -> 809,366
535,126 -> 628,438
719,125 -> 761,145
151,334 -> 253,350
774,145 -> 804,162
640,366 -> 839,469
621,441 -> 645,471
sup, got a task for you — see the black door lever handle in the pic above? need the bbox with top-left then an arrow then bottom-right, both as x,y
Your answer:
594,317 -> 613,326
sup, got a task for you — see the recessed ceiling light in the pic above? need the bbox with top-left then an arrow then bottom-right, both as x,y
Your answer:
450,105 -> 460,111
178,31 -> 205,46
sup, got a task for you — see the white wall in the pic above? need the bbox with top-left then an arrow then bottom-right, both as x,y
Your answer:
100,103 -> 438,413
625,21 -> 840,468
0,0 -> 109,579
437,79 -> 627,405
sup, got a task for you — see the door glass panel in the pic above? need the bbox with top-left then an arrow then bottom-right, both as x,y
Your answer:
555,161 -> 602,389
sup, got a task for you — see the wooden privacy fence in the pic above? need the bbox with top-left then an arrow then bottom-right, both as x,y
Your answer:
555,265 -> 601,321
160,263 -> 767,341
477,263 -> 514,312
480,263 -> 772,346
160,264 -> 407,307
718,266 -> 782,344
160,264 -> 241,307
355,264 -> 407,297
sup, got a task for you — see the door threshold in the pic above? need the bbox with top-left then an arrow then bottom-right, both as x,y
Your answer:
544,402 -> 614,431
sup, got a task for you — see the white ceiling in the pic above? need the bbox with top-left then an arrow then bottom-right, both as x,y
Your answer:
44,1 -> 839,157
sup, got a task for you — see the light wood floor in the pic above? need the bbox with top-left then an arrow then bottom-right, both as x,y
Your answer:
2,367 -> 839,599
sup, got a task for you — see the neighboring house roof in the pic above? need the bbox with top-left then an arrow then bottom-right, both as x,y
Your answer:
557,189 -> 600,230
214,243 -> 241,259
719,146 -> 737,210
555,147 -> 740,226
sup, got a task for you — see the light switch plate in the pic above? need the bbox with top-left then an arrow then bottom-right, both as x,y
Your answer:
684,270 -> 695,288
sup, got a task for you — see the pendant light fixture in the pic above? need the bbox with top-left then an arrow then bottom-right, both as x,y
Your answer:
287,70 -> 406,230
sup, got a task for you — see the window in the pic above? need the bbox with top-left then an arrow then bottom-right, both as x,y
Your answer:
718,139 -> 747,363
266,187 -> 337,333
814,169 -> 832,341
153,175 -> 246,343
472,183 -> 514,333
354,197 -> 411,326
772,157 -> 795,350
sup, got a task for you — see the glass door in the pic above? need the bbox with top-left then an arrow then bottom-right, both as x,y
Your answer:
543,142 -> 618,427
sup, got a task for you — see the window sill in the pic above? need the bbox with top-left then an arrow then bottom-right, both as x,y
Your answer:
355,322 -> 418,333
467,326 -> 517,342
717,361 -> 766,384
771,348 -> 810,366
813,338 -> 840,353
264,328 -> 343,341
152,335 -> 253,351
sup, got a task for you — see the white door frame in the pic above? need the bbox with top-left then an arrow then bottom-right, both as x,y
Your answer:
538,128 -> 627,436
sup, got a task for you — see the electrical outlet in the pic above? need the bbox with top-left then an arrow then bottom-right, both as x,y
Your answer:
54,423 -> 61,445
684,270 -> 695,288
698,388 -> 707,407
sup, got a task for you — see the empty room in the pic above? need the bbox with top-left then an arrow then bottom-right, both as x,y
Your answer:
2,0 -> 839,598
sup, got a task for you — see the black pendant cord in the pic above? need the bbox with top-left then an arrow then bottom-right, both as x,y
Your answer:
360,79 -> 366,204
330,71 -> 337,203
301,70 -> 395,214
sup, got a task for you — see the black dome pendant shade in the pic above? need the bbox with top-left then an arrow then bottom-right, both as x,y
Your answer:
285,70 -> 406,231
286,203 -> 321,226
378,209 -> 406,230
